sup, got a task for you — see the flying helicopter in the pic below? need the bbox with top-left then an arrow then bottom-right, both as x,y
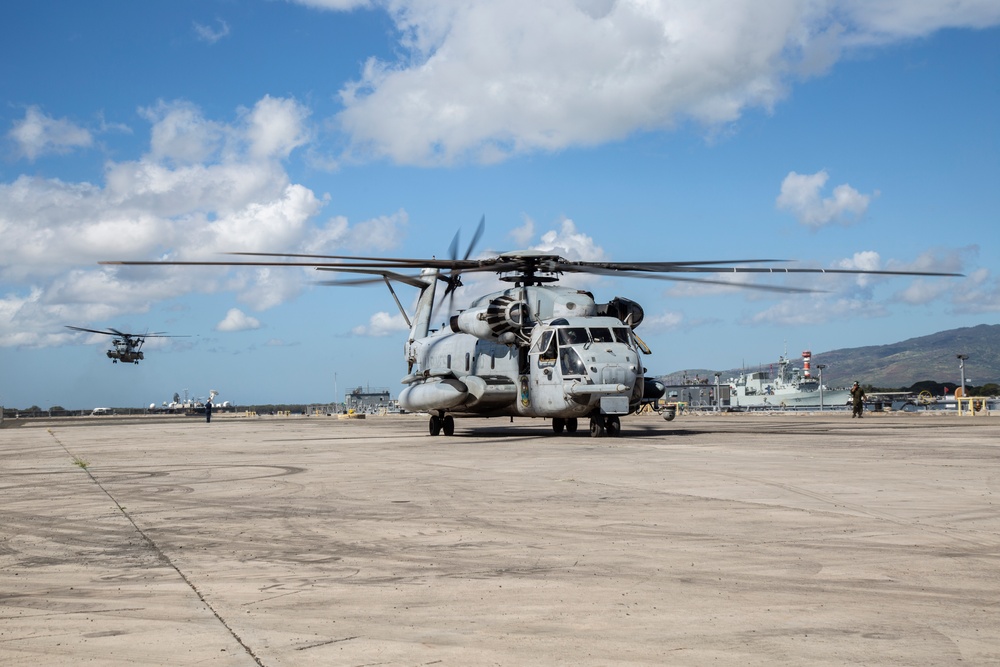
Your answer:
65,326 -> 189,364
100,217 -> 962,436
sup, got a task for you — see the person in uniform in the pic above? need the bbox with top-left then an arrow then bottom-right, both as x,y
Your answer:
850,381 -> 865,418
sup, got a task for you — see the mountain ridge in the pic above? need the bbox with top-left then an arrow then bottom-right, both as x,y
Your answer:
665,324 -> 1000,389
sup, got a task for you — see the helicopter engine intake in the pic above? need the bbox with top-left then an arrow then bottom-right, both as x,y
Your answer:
450,295 -> 530,340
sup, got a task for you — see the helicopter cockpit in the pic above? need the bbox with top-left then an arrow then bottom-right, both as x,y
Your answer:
532,318 -> 641,382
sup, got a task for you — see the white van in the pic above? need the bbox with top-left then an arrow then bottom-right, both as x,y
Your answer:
91,407 -> 112,416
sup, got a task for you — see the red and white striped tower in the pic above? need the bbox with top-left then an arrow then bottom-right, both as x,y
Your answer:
802,351 -> 812,378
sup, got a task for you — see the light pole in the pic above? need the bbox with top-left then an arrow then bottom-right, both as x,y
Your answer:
816,364 -> 827,411
714,373 -> 721,412
957,354 -> 968,399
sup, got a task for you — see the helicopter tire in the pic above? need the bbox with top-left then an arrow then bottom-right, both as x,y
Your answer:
552,417 -> 565,435
566,418 -> 578,434
428,415 -> 442,436
442,415 -> 455,436
589,417 -> 605,438
605,415 -> 621,437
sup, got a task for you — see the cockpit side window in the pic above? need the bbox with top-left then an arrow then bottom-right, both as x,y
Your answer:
532,330 -> 557,364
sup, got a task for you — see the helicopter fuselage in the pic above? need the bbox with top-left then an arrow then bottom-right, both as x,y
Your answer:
398,277 -> 646,435
400,316 -> 643,419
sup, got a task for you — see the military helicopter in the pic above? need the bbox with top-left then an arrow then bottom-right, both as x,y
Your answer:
65,326 -> 189,364
101,218 -> 961,435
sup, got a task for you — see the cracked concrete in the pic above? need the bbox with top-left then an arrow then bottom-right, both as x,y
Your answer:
2,411 -> 999,665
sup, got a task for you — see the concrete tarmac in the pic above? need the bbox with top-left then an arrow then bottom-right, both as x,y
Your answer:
2,411 -> 999,666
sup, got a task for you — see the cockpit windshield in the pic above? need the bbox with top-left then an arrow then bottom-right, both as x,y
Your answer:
553,325 -> 638,349
557,327 -> 589,346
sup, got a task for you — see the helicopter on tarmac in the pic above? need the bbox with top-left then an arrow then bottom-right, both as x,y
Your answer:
101,217 -> 961,436
65,326 -> 189,365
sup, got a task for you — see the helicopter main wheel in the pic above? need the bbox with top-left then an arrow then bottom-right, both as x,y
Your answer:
442,415 -> 455,436
566,418 -> 578,434
605,415 -> 621,437
552,417 -> 565,434
589,417 -> 606,438
429,415 -> 442,436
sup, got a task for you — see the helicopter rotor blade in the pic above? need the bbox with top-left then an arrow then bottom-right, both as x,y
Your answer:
565,266 -> 822,293
464,215 -> 486,261
66,325 -> 114,336
314,267 -> 431,289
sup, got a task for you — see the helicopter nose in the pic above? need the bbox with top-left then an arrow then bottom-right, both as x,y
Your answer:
595,363 -> 634,387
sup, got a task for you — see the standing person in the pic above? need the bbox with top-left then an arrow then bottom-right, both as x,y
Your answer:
850,381 -> 865,418
205,398 -> 213,423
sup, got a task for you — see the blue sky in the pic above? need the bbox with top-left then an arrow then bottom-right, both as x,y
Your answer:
2,0 -> 999,410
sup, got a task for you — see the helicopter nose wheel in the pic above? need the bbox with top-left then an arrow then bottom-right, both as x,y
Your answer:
589,415 -> 621,438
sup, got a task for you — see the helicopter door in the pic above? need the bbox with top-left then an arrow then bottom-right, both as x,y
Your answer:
525,328 -> 564,415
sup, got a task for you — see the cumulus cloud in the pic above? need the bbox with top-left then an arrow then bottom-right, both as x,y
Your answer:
535,217 -> 605,262
295,0 -> 1000,165
776,170 -> 874,228
951,268 -> 1000,315
0,96 -> 407,347
8,106 -> 93,161
509,216 -> 535,248
216,308 -> 261,332
351,311 -> 410,336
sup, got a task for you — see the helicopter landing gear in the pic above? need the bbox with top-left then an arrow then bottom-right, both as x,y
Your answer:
589,415 -> 621,438
429,414 -> 455,436
566,418 -> 578,434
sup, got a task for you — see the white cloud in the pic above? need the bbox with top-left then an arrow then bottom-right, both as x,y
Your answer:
351,311 -> 410,336
193,19 -> 230,44
535,217 -> 605,262
776,170 -> 874,228
644,311 -> 684,331
140,101 -> 224,165
300,0 -> 1000,165
746,296 -> 888,327
509,216 -> 535,247
8,106 -> 93,161
895,278 -> 951,305
0,96 -> 406,347
951,268 -> 1000,315
216,308 -> 261,332
244,96 -> 311,160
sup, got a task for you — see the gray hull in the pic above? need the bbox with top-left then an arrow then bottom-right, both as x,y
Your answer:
731,388 -> 851,408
